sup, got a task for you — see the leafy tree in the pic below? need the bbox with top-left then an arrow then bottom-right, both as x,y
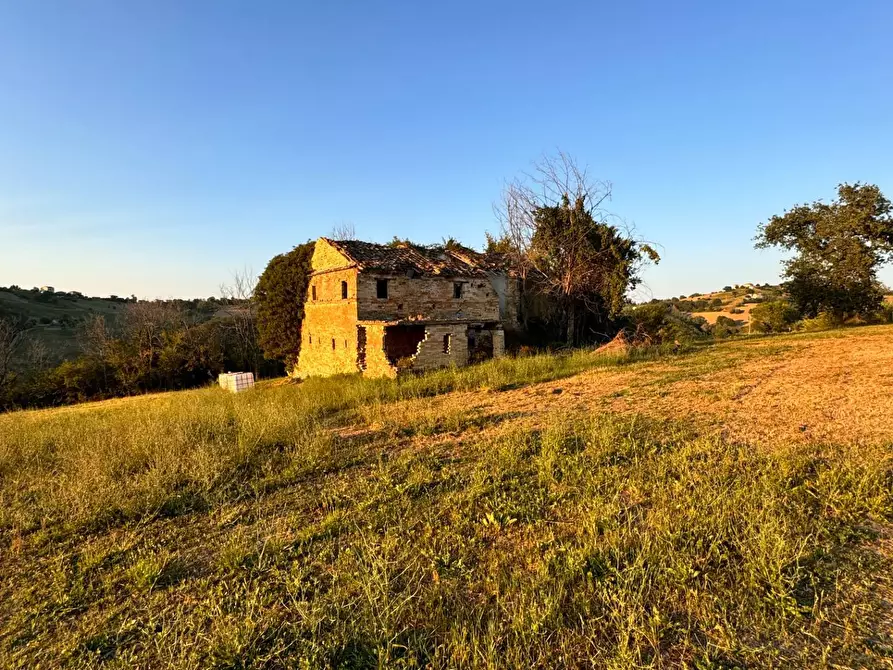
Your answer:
50,357 -> 109,404
529,195 -> 657,342
158,320 -> 225,388
756,183 -> 893,318
712,315 -> 739,339
254,241 -> 315,369
483,232 -> 516,256
749,300 -> 799,334
497,152 -> 659,344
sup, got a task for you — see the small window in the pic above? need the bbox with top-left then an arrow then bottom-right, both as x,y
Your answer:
331,338 -> 336,350
453,282 -> 463,299
341,280 -> 348,299
442,333 -> 451,354
309,334 -> 312,345
376,279 -> 388,299
311,284 -> 317,301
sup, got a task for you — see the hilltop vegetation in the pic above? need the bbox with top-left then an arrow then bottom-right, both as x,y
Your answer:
1,327 -> 891,668
0,286 -> 224,365
635,281 -> 893,339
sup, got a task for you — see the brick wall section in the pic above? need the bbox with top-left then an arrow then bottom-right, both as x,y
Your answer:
311,238 -> 354,272
360,324 -> 396,378
492,329 -> 506,357
356,274 -> 500,323
411,324 -> 470,370
296,267 -> 360,378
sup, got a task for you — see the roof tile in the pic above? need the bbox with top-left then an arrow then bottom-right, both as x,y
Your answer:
323,238 -> 500,278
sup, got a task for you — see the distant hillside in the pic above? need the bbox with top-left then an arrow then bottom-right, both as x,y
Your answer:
644,283 -> 785,328
0,286 -> 224,367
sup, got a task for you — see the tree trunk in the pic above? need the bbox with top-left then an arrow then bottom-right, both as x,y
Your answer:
566,300 -> 576,346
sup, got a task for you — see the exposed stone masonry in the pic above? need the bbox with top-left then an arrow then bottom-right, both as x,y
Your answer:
296,238 -> 515,379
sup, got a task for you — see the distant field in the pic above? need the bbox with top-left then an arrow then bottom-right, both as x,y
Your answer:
691,302 -> 755,325
662,285 -> 781,328
1,327 -> 892,668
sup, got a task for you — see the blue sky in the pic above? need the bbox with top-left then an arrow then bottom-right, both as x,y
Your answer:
1,0 -> 892,299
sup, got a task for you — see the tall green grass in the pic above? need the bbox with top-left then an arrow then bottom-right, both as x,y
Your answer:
0,347 -> 664,537
1,344 -> 891,668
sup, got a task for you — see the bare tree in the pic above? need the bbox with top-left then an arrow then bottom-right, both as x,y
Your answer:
219,267 -> 261,376
78,314 -> 116,390
330,220 -> 356,240
24,337 -> 53,373
79,314 -> 114,361
495,151 -> 614,270
114,301 -> 186,391
0,317 -> 26,400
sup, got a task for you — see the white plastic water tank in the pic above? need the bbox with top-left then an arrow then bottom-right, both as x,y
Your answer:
218,372 -> 255,393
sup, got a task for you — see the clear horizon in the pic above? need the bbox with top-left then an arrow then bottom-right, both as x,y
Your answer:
2,0 -> 892,300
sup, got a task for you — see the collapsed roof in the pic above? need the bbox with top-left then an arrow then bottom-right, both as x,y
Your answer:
322,238 -> 510,278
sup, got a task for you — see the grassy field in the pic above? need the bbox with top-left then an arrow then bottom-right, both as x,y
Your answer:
1,329 -> 892,668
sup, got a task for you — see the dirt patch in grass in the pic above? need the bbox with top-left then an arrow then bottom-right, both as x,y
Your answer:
363,327 -> 893,452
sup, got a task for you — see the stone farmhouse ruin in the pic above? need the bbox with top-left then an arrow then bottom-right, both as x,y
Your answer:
296,238 -> 521,378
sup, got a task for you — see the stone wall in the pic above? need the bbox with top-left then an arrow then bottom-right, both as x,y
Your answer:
307,267 -> 358,304
487,272 -> 522,332
359,323 -> 478,376
296,268 -> 360,378
311,238 -> 353,272
356,274 -> 500,323
492,329 -> 506,357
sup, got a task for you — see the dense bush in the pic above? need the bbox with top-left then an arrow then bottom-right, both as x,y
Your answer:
796,312 -> 843,332
712,315 -> 740,339
750,301 -> 800,334
873,303 -> 893,324
624,303 -> 709,343
255,242 -> 315,370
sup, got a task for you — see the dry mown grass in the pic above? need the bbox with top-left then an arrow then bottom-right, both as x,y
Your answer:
1,328 -> 891,668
